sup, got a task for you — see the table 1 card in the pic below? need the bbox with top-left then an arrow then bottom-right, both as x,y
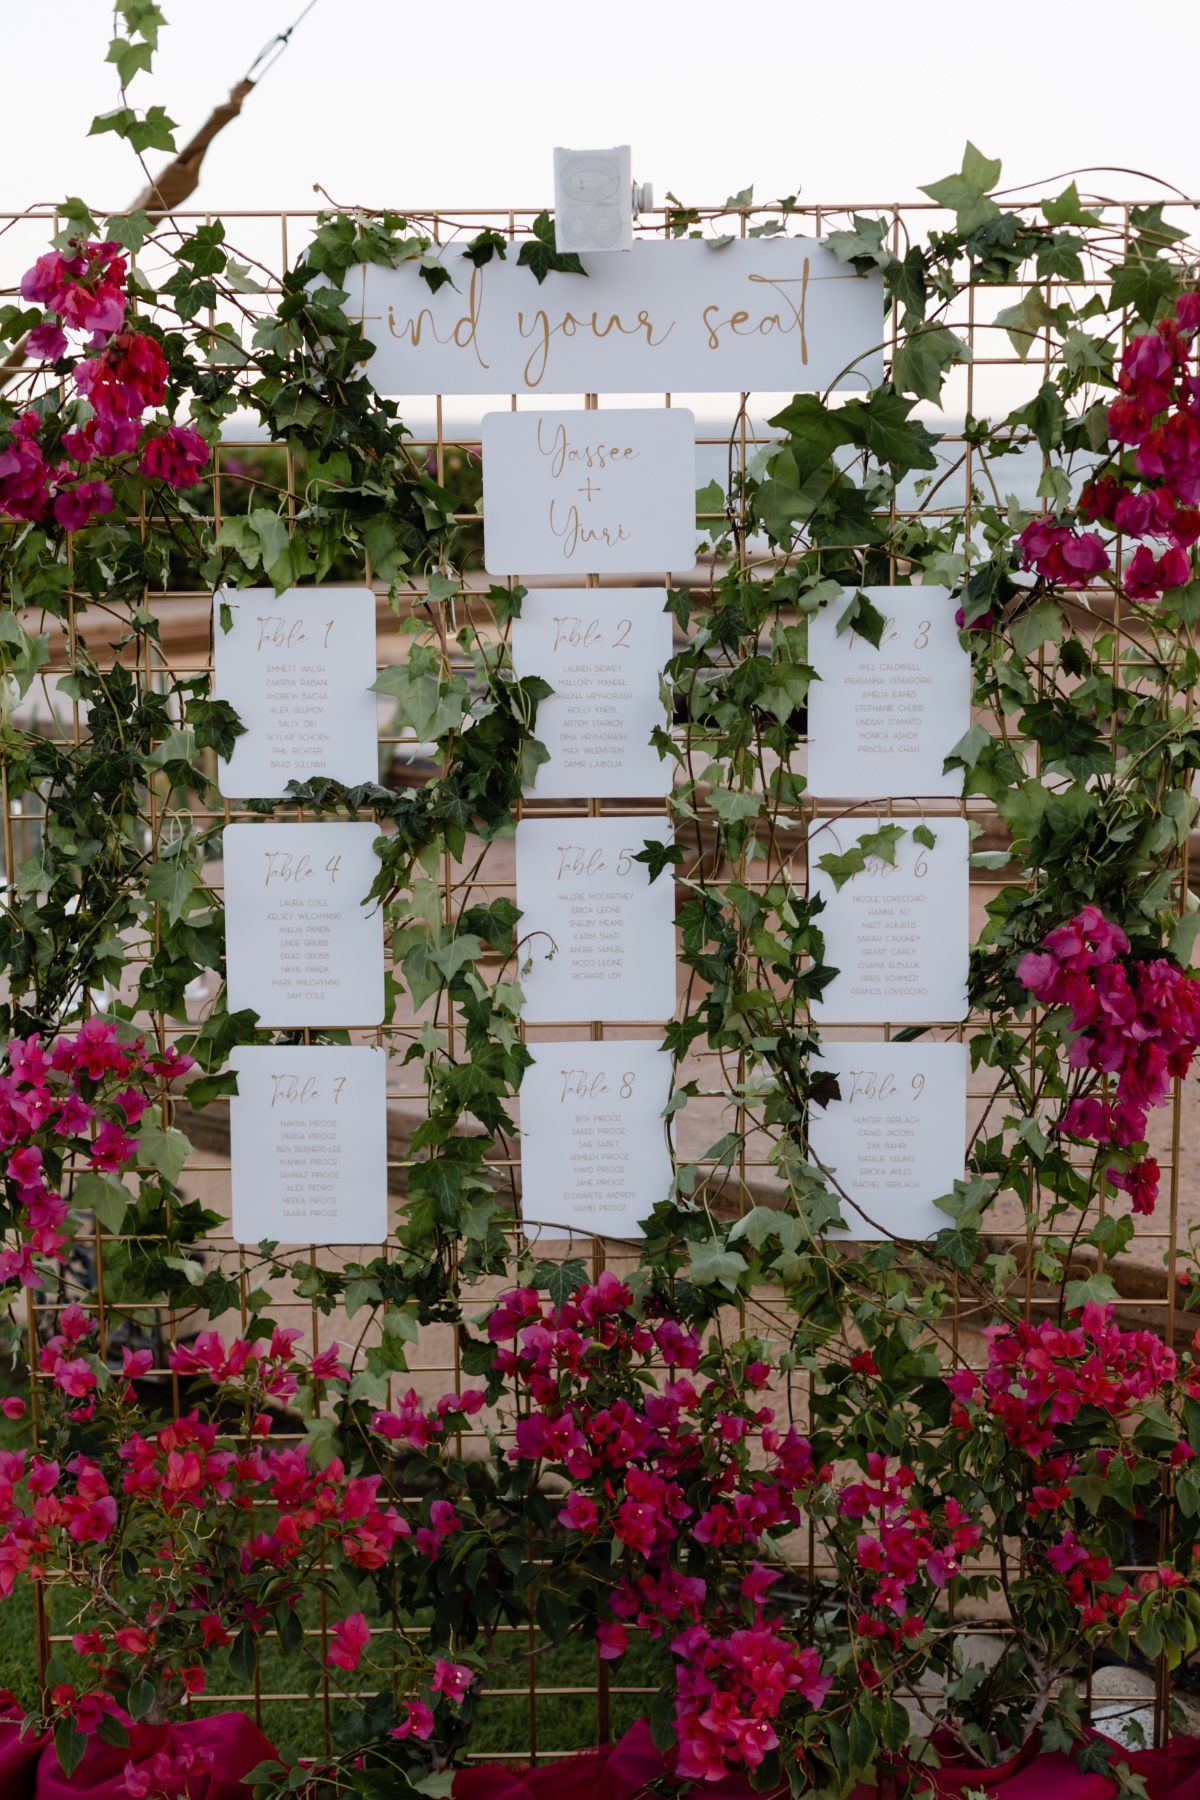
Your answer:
810,817 -> 969,1023
516,817 -> 676,1022
482,408 -> 697,576
807,587 -> 970,798
212,588 -> 379,798
807,1041 -> 967,1240
223,821 -> 384,1026
511,591 -> 673,798
519,1039 -> 672,1239
229,1045 -> 387,1245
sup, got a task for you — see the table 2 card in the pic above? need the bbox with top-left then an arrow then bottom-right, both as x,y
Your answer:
482,408 -> 697,575
518,1039 -> 672,1239
223,821 -> 384,1027
511,591 -> 673,798
229,1045 -> 387,1245
810,817 -> 969,1023
806,587 -> 970,798
515,817 -> 676,1022
212,588 -> 379,798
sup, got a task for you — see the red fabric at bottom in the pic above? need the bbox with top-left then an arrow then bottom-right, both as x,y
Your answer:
0,1698 -> 280,1800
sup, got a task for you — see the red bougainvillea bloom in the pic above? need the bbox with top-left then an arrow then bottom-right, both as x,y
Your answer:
20,242 -> 128,340
390,1700 -> 435,1740
52,480 -> 114,533
139,426 -> 210,489
0,415 -> 51,522
326,1611 -> 371,1670
1017,518 -> 1111,588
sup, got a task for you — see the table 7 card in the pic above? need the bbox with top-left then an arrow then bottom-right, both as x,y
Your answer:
511,591 -> 673,799
810,817 -> 968,1023
223,821 -> 384,1027
807,1041 -> 967,1240
230,1045 -> 387,1246
516,817 -> 677,1022
213,588 -> 379,798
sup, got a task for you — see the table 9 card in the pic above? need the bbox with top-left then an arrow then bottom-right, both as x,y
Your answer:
806,587 -> 970,797
511,591 -> 673,798
230,1045 -> 387,1245
519,1039 -> 672,1239
807,1041 -> 967,1240
223,821 -> 384,1026
515,817 -> 676,1022
810,817 -> 969,1023
213,588 -> 379,797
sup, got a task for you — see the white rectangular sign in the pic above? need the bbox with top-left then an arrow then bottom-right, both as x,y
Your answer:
516,816 -> 676,1021
229,1045 -> 388,1245
807,1041 -> 967,1240
223,821 -> 385,1026
806,588 -> 971,798
350,239 -> 883,395
512,591 -> 673,797
482,409 -> 696,575
519,1038 -> 672,1239
213,588 -> 379,798
810,818 -> 969,1023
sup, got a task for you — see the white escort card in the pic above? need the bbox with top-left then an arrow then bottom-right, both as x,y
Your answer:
482,409 -> 696,575
806,587 -> 970,798
519,1039 -> 672,1239
515,817 -> 676,1022
810,818 -> 969,1023
807,1041 -> 967,1240
229,1045 -> 387,1245
223,821 -> 384,1026
349,239 -> 884,395
212,588 -> 379,798
511,591 -> 673,798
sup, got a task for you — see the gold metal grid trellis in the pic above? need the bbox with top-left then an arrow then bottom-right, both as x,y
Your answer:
1,193 -> 1197,1761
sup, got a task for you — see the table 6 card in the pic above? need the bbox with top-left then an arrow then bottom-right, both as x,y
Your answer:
223,821 -> 384,1026
810,817 -> 969,1023
512,591 -> 673,798
515,817 -> 676,1022
482,408 -> 697,575
807,1041 -> 967,1240
519,1039 -> 672,1239
229,1045 -> 387,1245
213,588 -> 379,798
807,587 -> 970,798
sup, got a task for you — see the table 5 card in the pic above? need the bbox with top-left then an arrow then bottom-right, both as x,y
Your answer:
482,407 -> 697,576
807,1041 -> 966,1240
515,817 -> 676,1022
806,586 -> 970,798
519,1039 -> 672,1239
212,588 -> 379,798
810,817 -> 969,1023
230,1045 -> 387,1245
511,591 -> 673,798
223,821 -> 385,1027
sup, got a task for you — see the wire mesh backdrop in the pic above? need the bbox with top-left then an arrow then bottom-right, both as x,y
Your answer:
1,194 -> 1197,1763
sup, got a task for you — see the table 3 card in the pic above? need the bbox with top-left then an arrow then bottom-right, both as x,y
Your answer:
511,591 -> 673,798
810,817 -> 969,1023
807,1042 -> 966,1240
519,1039 -> 672,1239
223,821 -> 384,1027
212,587 -> 379,797
229,1045 -> 387,1245
482,407 -> 697,575
807,587 -> 970,798
515,817 -> 676,1022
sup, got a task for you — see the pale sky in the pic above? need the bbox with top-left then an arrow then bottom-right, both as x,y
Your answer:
2,0 -> 1199,219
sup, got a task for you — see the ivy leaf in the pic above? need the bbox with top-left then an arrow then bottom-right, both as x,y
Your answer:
73,1172 -> 131,1234
835,590 -> 886,648
919,142 -> 1002,234
993,288 -> 1057,360
824,215 -> 893,272
145,854 -> 199,926
814,846 -> 864,892
103,210 -> 150,253
517,211 -> 588,284
136,1120 -> 193,1186
892,326 -> 971,406
1109,252 -> 1177,323
462,228 -> 508,268
632,839 -> 684,883
687,1238 -> 748,1290
912,824 -> 937,850
765,394 -> 857,482
1042,181 -> 1102,228
106,35 -> 154,85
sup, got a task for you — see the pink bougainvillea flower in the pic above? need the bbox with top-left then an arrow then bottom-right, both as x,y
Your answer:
431,1660 -> 474,1704
139,425 -> 210,489
326,1611 -> 371,1671
390,1699 -> 435,1740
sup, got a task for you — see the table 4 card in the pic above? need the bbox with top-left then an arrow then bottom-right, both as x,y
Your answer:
807,1041 -> 967,1240
519,1039 -> 672,1240
212,588 -> 379,798
223,821 -> 384,1027
229,1045 -> 387,1246
810,817 -> 969,1023
482,407 -> 697,576
806,587 -> 970,798
515,817 -> 676,1022
511,591 -> 673,798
